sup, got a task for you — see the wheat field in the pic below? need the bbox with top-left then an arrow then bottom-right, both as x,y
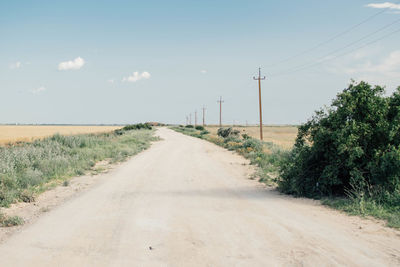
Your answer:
206,125 -> 298,149
0,125 -> 121,145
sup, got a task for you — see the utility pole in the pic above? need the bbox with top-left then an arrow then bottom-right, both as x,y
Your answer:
189,113 -> 192,125
186,116 -> 188,125
195,110 -> 197,126
253,68 -> 266,140
217,96 -> 224,127
202,106 -> 206,126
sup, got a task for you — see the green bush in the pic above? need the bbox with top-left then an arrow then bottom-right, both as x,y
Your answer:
279,81 -> 400,204
200,130 -> 210,135
195,125 -> 205,131
217,127 -> 240,138
122,123 -> 152,131
185,125 -> 194,128
242,134 -> 251,140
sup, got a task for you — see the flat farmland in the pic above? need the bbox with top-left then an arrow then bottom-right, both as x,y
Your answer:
206,125 -> 298,149
0,125 -> 121,145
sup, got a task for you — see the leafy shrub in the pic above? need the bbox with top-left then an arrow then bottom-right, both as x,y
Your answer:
242,138 -> 263,152
200,130 -> 210,135
217,128 -> 240,138
122,123 -> 152,131
242,134 -> 251,140
195,125 -> 205,131
114,129 -> 124,135
279,81 -> 400,204
185,125 -> 194,128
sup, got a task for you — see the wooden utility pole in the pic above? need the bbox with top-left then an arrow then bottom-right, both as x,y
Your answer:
253,68 -> 266,140
202,106 -> 206,126
195,110 -> 197,126
217,96 -> 224,127
189,113 -> 192,125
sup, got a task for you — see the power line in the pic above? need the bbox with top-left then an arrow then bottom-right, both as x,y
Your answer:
265,8 -> 388,68
271,26 -> 400,77
270,16 -> 400,77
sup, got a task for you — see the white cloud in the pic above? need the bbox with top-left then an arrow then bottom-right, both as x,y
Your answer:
9,61 -> 21,69
326,49 -> 400,89
122,71 -> 151,82
58,57 -> 85,71
200,70 -> 207,74
343,50 -> 400,76
31,86 -> 46,94
366,2 -> 400,10
107,79 -> 115,83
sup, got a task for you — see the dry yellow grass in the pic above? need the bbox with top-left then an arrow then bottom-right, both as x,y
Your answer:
0,125 -> 122,145
206,125 -> 298,149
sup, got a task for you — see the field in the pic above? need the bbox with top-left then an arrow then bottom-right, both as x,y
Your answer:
0,125 -> 121,145
206,125 -> 298,149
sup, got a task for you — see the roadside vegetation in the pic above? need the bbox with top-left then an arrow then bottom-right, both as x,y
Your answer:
0,213 -> 24,227
171,125 -> 289,185
279,81 -> 400,228
172,81 -> 400,228
0,124 -> 157,210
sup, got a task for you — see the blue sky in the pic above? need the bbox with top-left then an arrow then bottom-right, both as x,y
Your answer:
1,0 -> 400,125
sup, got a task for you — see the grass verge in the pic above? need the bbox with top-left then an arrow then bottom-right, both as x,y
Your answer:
322,197 -> 400,228
170,125 -> 288,186
0,128 -> 157,208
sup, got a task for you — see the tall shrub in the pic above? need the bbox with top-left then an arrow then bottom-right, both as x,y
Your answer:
279,81 -> 400,201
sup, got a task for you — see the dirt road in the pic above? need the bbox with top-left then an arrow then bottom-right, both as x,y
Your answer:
0,128 -> 399,266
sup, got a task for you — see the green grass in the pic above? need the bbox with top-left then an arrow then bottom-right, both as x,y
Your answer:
0,128 -> 157,207
322,197 -> 400,228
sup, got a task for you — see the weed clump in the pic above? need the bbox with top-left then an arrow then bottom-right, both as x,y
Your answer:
0,213 -> 24,227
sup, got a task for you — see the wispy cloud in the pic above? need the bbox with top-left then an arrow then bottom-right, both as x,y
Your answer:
366,2 -> 400,10
343,50 -> 400,76
31,86 -> 46,94
200,70 -> 207,74
9,61 -> 21,69
122,71 -> 151,82
327,49 -> 400,89
58,57 -> 85,71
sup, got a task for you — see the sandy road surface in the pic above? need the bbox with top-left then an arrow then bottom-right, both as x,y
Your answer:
0,128 -> 399,266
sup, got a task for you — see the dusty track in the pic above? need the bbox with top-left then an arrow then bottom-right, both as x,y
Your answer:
0,128 -> 399,266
